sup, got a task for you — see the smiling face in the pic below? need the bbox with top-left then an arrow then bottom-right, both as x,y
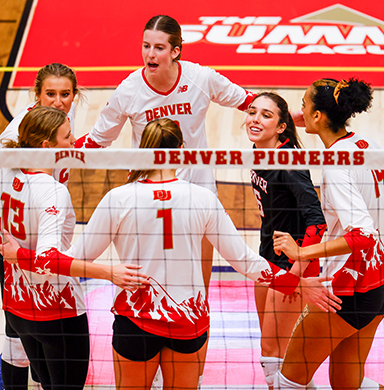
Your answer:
245,96 -> 287,148
37,76 -> 75,114
142,29 -> 180,75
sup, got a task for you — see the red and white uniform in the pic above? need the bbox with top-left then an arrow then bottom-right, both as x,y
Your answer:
85,61 -> 255,192
321,132 -> 384,295
0,168 -> 85,321
66,178 -> 299,339
0,102 -> 76,185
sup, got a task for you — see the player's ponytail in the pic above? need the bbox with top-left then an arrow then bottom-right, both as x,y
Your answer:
128,118 -> 183,183
3,106 -> 68,149
310,78 -> 373,133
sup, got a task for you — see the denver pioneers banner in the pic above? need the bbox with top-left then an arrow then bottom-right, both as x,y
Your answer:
12,0 -> 384,88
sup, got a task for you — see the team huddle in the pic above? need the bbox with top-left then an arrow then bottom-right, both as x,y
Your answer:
0,13 -> 383,390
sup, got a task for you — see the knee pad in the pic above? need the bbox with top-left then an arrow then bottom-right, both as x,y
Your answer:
260,356 -> 283,386
2,336 -> 30,368
274,371 -> 307,389
360,377 -> 380,390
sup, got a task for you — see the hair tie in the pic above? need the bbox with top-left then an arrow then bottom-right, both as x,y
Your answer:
333,80 -> 349,104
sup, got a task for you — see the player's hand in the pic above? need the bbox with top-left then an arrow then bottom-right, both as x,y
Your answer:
298,276 -> 342,313
282,291 -> 300,304
111,263 -> 150,291
0,230 -> 19,264
290,110 -> 305,127
273,231 -> 301,260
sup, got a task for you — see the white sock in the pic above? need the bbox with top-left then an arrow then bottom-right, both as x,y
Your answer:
260,356 -> 283,386
274,371 -> 307,390
360,377 -> 380,390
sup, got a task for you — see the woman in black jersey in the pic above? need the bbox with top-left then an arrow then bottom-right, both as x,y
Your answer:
246,92 -> 326,389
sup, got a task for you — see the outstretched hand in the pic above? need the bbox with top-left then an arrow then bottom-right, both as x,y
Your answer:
299,276 -> 342,313
273,231 -> 301,260
0,230 -> 19,264
111,263 -> 150,291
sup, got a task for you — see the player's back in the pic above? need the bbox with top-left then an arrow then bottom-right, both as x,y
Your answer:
0,167 -> 75,253
106,178 -> 217,296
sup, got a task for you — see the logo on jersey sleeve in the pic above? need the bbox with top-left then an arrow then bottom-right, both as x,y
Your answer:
153,190 -> 172,201
12,177 -> 24,192
355,139 -> 369,149
45,206 -> 60,215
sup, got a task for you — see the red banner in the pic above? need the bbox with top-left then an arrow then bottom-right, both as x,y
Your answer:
12,0 -> 384,88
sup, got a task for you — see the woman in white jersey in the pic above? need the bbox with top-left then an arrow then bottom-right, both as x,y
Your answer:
56,118 -> 339,390
273,78 -> 384,390
0,63 -> 82,390
73,16 -> 265,380
75,14 -> 261,191
0,106 -> 149,390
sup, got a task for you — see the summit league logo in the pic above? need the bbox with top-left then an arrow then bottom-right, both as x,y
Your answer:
181,4 -> 384,55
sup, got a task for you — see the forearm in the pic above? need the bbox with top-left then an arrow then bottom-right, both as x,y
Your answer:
69,260 -> 113,281
289,259 -> 311,277
300,236 -> 352,261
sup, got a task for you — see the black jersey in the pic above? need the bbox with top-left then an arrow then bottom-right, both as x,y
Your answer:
251,141 -> 326,270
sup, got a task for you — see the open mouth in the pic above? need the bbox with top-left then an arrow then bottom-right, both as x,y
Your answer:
250,126 -> 262,134
148,62 -> 159,69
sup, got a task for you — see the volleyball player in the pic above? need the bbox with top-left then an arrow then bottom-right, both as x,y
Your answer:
0,63 -> 83,390
50,118 -> 339,390
73,15 -> 266,384
0,106 -> 148,390
273,78 -> 384,390
246,92 -> 326,389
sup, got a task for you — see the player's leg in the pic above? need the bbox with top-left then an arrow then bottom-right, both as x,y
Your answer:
254,283 -> 269,334
38,314 -> 90,390
329,315 -> 384,390
161,332 -> 207,390
1,358 -> 29,390
254,284 -> 272,388
278,303 -> 357,387
1,331 -> 30,390
5,312 -> 51,389
113,349 -> 159,390
160,347 -> 200,390
112,315 -> 164,390
260,288 -> 305,389
196,235 -> 214,386
0,256 -> 30,390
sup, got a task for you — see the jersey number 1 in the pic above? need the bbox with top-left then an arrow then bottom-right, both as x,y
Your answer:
157,208 -> 173,250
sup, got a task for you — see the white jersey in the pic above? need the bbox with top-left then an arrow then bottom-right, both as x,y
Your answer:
0,168 -> 85,321
321,132 -> 384,295
67,178 -> 298,339
88,61 -> 254,192
0,102 -> 76,185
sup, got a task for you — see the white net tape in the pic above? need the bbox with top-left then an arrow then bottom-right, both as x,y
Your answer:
1,148 -> 383,170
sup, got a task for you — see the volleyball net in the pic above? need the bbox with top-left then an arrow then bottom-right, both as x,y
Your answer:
1,148 -> 384,389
